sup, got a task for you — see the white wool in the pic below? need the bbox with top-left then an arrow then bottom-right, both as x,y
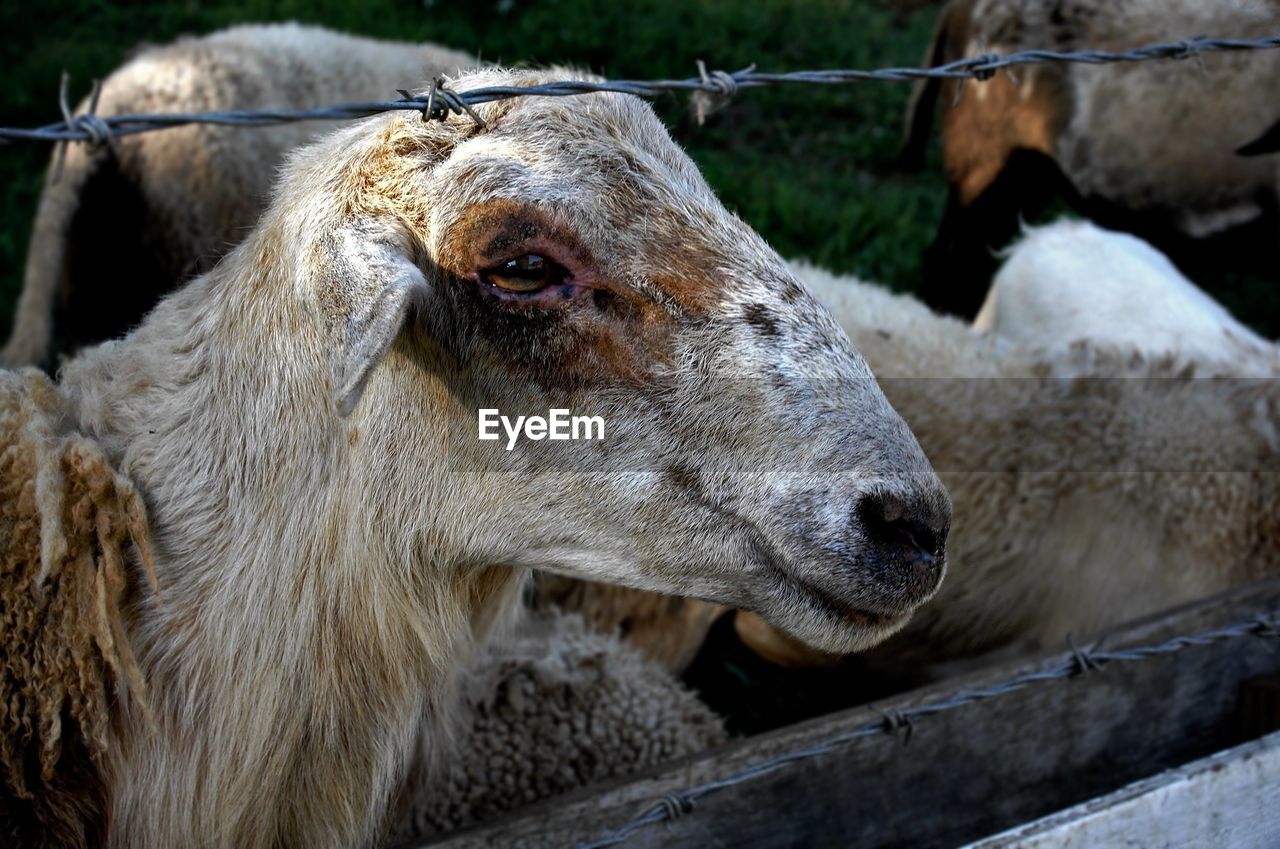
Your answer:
976,220 -> 1276,373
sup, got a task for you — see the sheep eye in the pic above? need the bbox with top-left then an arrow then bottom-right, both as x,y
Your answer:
481,254 -> 566,294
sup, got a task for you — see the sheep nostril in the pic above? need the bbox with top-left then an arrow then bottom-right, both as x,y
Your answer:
856,493 -> 947,568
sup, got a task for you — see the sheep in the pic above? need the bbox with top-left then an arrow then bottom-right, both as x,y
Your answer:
0,22 -> 476,368
2,66 -> 951,848
548,259 -> 1280,674
394,612 -> 726,842
973,219 -> 1277,373
900,0 -> 1280,317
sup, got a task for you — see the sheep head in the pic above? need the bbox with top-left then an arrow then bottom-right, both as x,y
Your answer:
260,68 -> 951,654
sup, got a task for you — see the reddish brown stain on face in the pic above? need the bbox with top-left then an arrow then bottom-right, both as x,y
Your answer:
437,199 -> 595,278
626,206 -> 735,316
445,195 -> 727,315
433,197 -> 739,388
341,116 -> 743,391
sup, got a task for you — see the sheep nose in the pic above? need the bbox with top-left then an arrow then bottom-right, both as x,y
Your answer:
855,492 -> 949,583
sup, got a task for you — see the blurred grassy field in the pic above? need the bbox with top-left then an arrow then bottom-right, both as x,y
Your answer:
0,0 -> 946,331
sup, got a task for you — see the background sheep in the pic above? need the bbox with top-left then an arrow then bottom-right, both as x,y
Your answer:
394,613 -> 726,842
547,259 -> 1280,681
974,219 -> 1277,372
5,66 -> 949,848
0,22 -> 475,368
901,0 -> 1280,317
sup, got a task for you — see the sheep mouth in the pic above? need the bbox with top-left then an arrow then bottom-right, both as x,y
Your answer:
771,567 -> 906,632
743,534 -> 911,639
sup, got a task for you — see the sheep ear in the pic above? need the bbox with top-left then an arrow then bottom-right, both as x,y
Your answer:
331,233 -> 430,418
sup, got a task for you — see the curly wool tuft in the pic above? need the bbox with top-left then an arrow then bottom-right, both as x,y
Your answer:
0,368 -> 154,847
398,613 -> 726,840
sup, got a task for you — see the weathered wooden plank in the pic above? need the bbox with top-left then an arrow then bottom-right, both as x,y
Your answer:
966,730 -> 1280,849
421,580 -> 1280,849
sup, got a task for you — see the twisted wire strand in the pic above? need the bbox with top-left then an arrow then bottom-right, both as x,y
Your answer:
2,34 -> 1278,144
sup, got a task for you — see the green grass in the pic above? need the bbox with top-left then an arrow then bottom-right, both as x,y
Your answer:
0,0 -> 945,330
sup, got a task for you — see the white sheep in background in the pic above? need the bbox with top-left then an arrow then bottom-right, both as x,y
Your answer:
900,0 -> 1280,317
2,67 -> 950,848
1,22 -> 476,368
974,219 -> 1277,372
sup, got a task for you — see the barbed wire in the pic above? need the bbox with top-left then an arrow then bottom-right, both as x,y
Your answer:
575,608 -> 1280,849
2,33 -> 1279,145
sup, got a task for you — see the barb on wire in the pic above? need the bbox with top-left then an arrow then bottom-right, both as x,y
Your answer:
397,76 -> 486,127
690,59 -> 750,126
3,33 -> 1279,145
50,73 -> 106,181
871,704 -> 916,744
575,609 -> 1280,849
1067,633 -> 1103,675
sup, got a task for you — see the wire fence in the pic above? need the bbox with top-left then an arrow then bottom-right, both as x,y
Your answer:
576,608 -> 1280,849
2,33 -> 1279,145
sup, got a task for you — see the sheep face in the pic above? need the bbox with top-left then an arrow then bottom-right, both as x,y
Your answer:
288,70 -> 951,654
